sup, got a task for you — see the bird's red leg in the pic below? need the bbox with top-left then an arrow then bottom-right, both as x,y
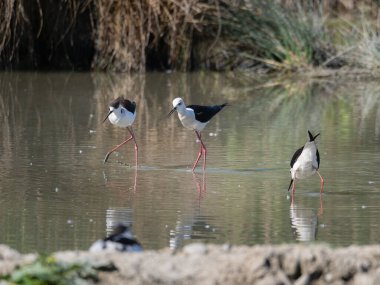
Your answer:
104,136 -> 133,163
316,171 -> 324,193
128,126 -> 138,166
199,132 -> 207,172
192,131 -> 203,172
291,179 -> 295,206
318,192 -> 324,216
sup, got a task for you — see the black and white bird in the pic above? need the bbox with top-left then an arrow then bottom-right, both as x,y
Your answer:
103,97 -> 138,164
167,97 -> 227,172
288,130 -> 324,196
89,224 -> 143,252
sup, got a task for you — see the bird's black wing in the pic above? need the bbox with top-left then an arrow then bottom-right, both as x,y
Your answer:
105,232 -> 141,246
188,104 -> 227,123
121,99 -> 136,114
290,146 -> 304,168
115,237 -> 142,247
110,97 -> 136,114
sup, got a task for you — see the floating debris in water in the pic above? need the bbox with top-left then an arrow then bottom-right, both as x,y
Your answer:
209,132 -> 218,137
89,130 -> 96,134
362,205 -> 367,209
79,150 -> 83,154
368,181 -> 375,184
54,187 -> 59,192
30,162 -> 33,166
67,219 -> 73,225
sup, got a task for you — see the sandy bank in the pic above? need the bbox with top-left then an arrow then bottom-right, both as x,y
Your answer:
1,243 -> 380,284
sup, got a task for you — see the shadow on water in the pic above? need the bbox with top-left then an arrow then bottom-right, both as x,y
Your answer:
1,72 -> 380,253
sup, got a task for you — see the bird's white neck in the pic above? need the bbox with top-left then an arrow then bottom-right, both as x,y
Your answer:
176,104 -> 187,115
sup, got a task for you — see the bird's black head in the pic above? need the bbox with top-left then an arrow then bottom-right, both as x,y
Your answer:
308,130 -> 320,142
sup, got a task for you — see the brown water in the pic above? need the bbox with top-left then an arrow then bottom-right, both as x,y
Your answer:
0,72 -> 380,254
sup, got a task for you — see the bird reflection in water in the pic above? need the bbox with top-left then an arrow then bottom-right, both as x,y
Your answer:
102,165 -> 138,195
168,172 -> 216,249
290,194 -> 324,242
169,213 -> 216,250
192,172 -> 206,200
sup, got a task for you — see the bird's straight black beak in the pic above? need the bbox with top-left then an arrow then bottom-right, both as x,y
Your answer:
166,107 -> 177,118
103,110 -> 113,123
287,179 -> 293,191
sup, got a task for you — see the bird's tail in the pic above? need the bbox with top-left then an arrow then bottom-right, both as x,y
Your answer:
308,130 -> 320,142
220,103 -> 228,109
287,179 -> 293,191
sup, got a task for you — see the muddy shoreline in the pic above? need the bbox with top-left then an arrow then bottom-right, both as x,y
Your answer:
1,243 -> 380,284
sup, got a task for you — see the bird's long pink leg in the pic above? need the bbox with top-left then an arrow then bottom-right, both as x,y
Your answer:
128,126 -> 138,166
104,136 -> 133,163
316,170 -> 324,193
291,179 -> 296,206
192,131 -> 203,172
318,192 -> 324,216
200,133 -> 207,172
195,131 -> 207,171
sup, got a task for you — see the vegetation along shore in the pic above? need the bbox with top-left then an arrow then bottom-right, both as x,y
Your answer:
1,0 -> 380,74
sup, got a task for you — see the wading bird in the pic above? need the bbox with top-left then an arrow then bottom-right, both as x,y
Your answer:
103,97 -> 138,164
89,224 -> 143,252
167,97 -> 227,172
288,130 -> 324,197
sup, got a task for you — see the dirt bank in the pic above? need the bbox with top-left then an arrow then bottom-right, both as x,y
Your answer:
1,243 -> 380,284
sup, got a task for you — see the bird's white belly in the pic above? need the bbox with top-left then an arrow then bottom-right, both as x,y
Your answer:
294,162 -> 316,179
292,148 -> 317,179
89,240 -> 143,253
178,113 -> 207,131
109,111 -> 135,128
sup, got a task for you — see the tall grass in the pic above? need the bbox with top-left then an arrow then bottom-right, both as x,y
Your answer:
93,0 -> 335,72
337,9 -> 380,72
1,0 -> 380,73
200,0 -> 337,71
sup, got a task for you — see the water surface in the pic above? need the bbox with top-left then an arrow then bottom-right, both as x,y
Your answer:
0,72 -> 380,253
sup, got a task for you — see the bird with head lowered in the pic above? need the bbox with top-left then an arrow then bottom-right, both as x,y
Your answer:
288,130 -> 324,198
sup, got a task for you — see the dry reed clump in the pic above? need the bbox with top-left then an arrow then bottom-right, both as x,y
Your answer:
92,0 -> 222,72
0,0 -> 30,63
0,0 -> 93,69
